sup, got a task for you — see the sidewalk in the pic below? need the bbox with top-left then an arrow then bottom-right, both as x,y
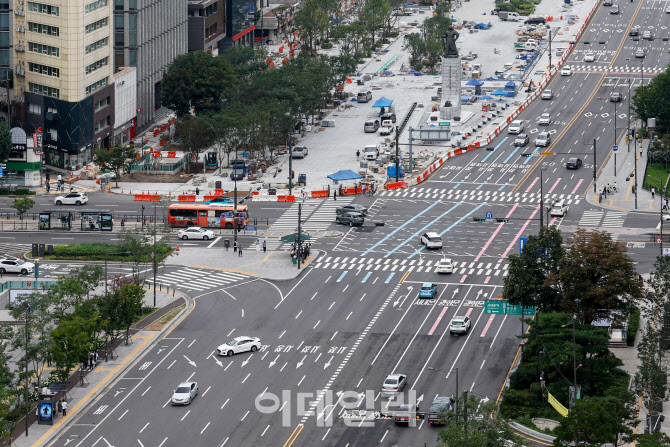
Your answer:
586,135 -> 662,214
7,289 -> 188,447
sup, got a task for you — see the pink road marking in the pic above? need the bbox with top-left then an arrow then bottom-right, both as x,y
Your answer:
547,178 -> 561,194
549,216 -> 558,226
464,308 -> 473,317
475,203 -> 519,262
571,179 -> 583,194
484,276 -> 491,284
460,274 -> 468,283
498,205 -> 540,262
428,307 -> 448,336
480,315 -> 496,337
525,177 -> 539,193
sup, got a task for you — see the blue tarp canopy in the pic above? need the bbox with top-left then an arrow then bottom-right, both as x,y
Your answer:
328,169 -> 364,181
372,97 -> 394,108
505,81 -> 516,89
461,95 -> 473,103
480,95 -> 493,100
466,79 -> 484,86
491,88 -> 507,96
382,70 -> 392,75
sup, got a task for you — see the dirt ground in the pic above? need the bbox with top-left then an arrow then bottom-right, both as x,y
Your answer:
124,172 -> 191,183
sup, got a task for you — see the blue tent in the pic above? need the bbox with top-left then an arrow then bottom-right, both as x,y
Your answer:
480,95 -> 493,100
466,79 -> 484,86
382,70 -> 393,75
461,95 -> 472,103
504,81 -> 516,89
372,97 -> 394,108
491,88 -> 507,96
328,169 -> 364,181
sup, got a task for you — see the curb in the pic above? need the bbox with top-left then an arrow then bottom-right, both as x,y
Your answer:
40,291 -> 193,447
509,421 -> 556,444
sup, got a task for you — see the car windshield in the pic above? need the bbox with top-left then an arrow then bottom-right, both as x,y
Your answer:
364,147 -> 376,152
384,378 -> 398,385
452,321 -> 464,326
421,286 -> 432,291
440,260 -> 451,265
176,387 -> 190,393
568,158 -> 577,163
225,340 -> 237,346
428,236 -> 441,241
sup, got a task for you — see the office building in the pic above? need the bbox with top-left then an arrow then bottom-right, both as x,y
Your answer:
187,0 -> 225,53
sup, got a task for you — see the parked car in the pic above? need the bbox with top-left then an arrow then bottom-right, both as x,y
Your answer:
336,212 -> 365,226
379,124 -> 395,136
357,91 -> 373,103
449,316 -> 472,335
420,232 -> 443,249
382,373 -> 407,394
381,112 -> 397,123
524,17 -> 546,25
419,282 -> 437,298
292,146 -> 308,158
538,113 -> 552,125
171,382 -> 198,405
336,204 -> 368,215
364,119 -> 380,133
514,134 -> 529,147
541,89 -> 554,100
435,258 -> 453,274
216,336 -> 262,356
566,157 -> 583,169
54,192 -> 88,206
0,257 -> 35,275
610,91 -> 622,102
178,227 -> 215,240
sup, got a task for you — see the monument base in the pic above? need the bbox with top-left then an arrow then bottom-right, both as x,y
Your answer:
440,56 -> 462,122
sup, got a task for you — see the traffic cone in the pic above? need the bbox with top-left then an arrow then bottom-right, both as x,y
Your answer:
176,245 -> 180,252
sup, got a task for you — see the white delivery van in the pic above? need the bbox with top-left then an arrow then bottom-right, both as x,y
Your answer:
364,145 -> 379,160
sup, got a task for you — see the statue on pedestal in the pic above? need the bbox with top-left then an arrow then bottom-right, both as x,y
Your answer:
441,26 -> 460,58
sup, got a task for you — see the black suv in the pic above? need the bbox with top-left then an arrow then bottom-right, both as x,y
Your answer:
524,16 -> 546,25
427,396 -> 454,425
381,112 -> 397,123
566,157 -> 583,169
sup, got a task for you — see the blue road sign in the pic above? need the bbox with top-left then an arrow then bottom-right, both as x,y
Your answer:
246,225 -> 257,231
519,237 -> 528,254
223,212 -> 233,218
613,145 -> 618,152
486,212 -> 493,219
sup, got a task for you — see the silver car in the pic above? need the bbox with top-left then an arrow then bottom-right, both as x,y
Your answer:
171,382 -> 198,405
449,316 -> 472,335
382,373 -> 407,394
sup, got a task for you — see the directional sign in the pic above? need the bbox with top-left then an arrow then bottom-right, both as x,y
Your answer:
486,212 -> 493,219
484,300 -> 536,315
519,237 -> 528,254
439,122 -> 451,127
613,145 -> 618,152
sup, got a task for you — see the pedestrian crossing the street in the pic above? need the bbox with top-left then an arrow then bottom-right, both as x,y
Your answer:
38,182 -> 96,194
571,65 -> 665,74
313,256 -> 509,277
379,188 -> 581,205
577,210 -> 627,228
154,267 -> 249,292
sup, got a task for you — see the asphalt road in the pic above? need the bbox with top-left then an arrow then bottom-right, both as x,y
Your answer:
40,2 -> 670,447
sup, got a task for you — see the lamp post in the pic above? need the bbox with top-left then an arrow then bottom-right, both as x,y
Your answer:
24,304 -> 30,436
427,366 -> 459,406
104,250 -> 130,361
562,316 -> 579,411
614,98 -> 618,176
539,167 -> 547,228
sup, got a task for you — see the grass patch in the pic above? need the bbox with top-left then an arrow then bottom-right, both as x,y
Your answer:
145,304 -> 185,331
644,162 -> 670,195
41,242 -> 173,262
133,306 -> 158,325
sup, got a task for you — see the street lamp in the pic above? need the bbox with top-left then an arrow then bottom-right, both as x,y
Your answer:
539,167 -> 547,228
613,98 -> 618,176
104,250 -> 130,361
561,315 -> 579,411
427,366 -> 459,403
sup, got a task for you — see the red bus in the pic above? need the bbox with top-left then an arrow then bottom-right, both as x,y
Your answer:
167,204 -> 249,229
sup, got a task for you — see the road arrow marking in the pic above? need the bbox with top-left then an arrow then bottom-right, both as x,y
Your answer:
417,394 -> 424,405
183,355 -> 197,367
324,356 -> 334,369
241,358 -> 250,367
269,354 -> 279,367
297,355 -> 307,368
394,286 -> 413,308
214,358 -> 223,367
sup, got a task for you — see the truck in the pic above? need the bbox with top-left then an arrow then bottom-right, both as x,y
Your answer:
514,39 -> 539,52
498,11 -> 521,21
363,144 -> 381,160
426,396 -> 454,425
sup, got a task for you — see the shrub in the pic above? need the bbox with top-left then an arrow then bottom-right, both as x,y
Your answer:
628,307 -> 641,345
0,187 -> 36,196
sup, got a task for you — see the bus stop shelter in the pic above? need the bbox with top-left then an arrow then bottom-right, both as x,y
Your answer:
39,209 -> 113,231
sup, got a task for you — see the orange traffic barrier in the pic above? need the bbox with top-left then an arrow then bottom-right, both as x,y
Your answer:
311,190 -> 329,197
214,189 -> 224,196
178,195 -> 196,202
203,195 -> 220,201
251,191 -> 259,196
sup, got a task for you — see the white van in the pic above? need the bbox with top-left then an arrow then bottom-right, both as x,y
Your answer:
550,200 -> 568,217
508,120 -> 524,134
364,145 -> 379,160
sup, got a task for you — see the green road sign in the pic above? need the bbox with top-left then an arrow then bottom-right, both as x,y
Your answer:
439,122 -> 451,127
485,300 -> 535,315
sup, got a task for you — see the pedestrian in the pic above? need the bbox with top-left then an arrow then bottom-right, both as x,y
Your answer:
57,400 -> 63,417
61,400 -> 67,416
57,179 -> 61,191
256,240 -> 260,252
57,174 -> 62,183
356,149 -> 360,160
45,172 -> 50,183
61,183 -> 65,193
652,187 -> 655,198
333,190 -> 337,201
45,182 -> 50,193
238,246 -> 243,257
195,187 -> 200,196
598,193 -> 602,203
121,218 -> 125,228
94,351 -> 98,367
262,239 -> 267,252
233,240 -> 238,253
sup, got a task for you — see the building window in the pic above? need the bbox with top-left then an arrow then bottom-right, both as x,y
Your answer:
0,49 -> 7,65
85,77 -> 108,95
27,2 -> 59,15
28,103 -> 41,114
28,41 -> 59,56
0,31 -> 8,45
114,0 -> 123,10
0,0 -> 8,9
85,57 -> 108,75
206,23 -> 218,38
128,14 -> 136,30
85,0 -> 108,14
114,14 -> 124,29
29,82 -> 59,98
85,17 -> 108,34
95,116 -> 111,132
28,22 -> 59,36
129,30 -> 136,46
115,31 -> 124,46
85,37 -> 108,54
29,62 -> 59,77
128,49 -> 137,66
48,128 -> 57,140
0,13 -> 9,28
95,96 -> 110,111
128,0 -> 136,10
205,2 -> 217,17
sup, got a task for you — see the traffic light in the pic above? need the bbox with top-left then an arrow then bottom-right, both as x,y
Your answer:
472,217 -> 486,222
291,170 -> 295,179
496,218 -> 509,223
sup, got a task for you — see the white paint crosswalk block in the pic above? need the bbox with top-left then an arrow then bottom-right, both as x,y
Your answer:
578,210 -> 603,227
0,243 -> 31,257
313,257 -> 510,275
601,211 -> 626,228
156,267 -> 248,291
378,188 -> 581,205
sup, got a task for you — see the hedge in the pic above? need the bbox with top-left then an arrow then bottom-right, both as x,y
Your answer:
47,242 -> 173,262
627,307 -> 641,346
0,188 -> 36,195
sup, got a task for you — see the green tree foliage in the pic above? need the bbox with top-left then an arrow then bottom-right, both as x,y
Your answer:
96,282 -> 144,344
175,115 -> 214,173
0,327 -> 20,441
93,145 -> 138,187
553,394 -> 636,446
558,229 -> 643,324
632,66 -> 670,134
404,2 -> 453,70
358,0 -> 390,48
50,304 -> 103,379
438,393 -> 523,447
11,196 -> 35,220
636,431 -> 670,447
294,0 -> 334,53
0,119 -> 12,163
161,51 -> 235,116
504,226 -> 564,311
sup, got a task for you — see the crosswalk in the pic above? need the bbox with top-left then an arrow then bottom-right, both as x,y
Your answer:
155,267 -> 249,292
577,210 -> 627,228
570,64 -> 665,74
0,243 -> 31,258
39,182 -> 96,194
313,256 -> 509,276
380,188 -> 582,205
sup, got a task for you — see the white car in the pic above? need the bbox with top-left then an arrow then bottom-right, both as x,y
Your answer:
435,258 -> 453,274
382,373 -> 407,394
635,48 -> 646,58
379,125 -> 394,136
449,316 -> 472,335
0,257 -> 35,275
54,192 -> 88,206
508,120 -> 524,134
216,336 -> 261,356
560,66 -> 572,76
178,227 -> 215,240
420,232 -> 443,249
538,113 -> 552,125
171,382 -> 198,405
666,4 -> 670,12
583,53 -> 596,62
662,215 -> 670,221
541,90 -> 553,100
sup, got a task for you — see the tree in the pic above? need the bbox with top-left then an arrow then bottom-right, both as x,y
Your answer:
100,283 -> 144,344
208,107 -> 247,173
0,119 -> 11,162
553,394 -> 636,446
50,305 -> 103,380
632,66 -> 670,134
0,327 -> 20,442
293,0 -> 333,54
558,229 -> 643,324
437,393 -> 523,447
161,51 -> 235,117
636,431 -> 670,447
358,0 -> 390,49
11,196 -> 34,221
504,226 -> 564,312
94,145 -> 138,187
175,115 -> 214,173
